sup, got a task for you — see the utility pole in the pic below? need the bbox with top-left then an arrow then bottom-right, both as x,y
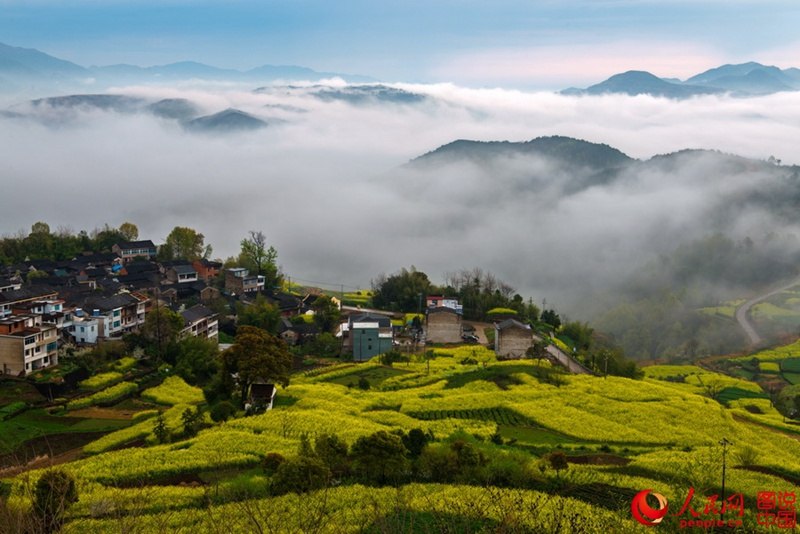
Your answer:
719,437 -> 732,521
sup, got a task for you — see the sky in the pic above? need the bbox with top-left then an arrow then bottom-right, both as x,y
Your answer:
2,0 -> 800,88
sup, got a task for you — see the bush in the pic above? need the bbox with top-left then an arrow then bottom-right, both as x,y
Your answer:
358,377 -> 371,390
210,401 -> 237,422
271,456 -> 330,495
33,469 -> 78,533
262,452 -> 286,475
734,445 -> 759,466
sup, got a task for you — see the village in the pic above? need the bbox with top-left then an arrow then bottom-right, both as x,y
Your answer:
0,231 -> 593,385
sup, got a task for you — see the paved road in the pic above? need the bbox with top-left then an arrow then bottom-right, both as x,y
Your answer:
734,276 -> 800,346
530,334 -> 594,375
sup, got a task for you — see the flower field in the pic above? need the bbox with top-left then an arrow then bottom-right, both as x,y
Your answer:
4,341 -> 800,532
141,376 -> 205,406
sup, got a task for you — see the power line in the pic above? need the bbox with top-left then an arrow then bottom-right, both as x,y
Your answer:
288,276 -> 364,292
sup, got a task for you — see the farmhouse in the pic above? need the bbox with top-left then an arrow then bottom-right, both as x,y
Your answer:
346,313 -> 393,361
494,318 -> 533,359
425,306 -> 462,344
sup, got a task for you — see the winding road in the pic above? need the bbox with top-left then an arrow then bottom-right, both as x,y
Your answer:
734,276 -> 800,346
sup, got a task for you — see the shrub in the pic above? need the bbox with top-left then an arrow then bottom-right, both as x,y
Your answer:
271,456 -> 330,495
33,469 -> 78,533
734,445 -> 759,466
210,401 -> 237,422
358,377 -> 371,390
262,452 -> 286,475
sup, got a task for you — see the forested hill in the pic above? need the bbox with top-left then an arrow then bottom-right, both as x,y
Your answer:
410,136 -> 633,170
393,137 -> 800,359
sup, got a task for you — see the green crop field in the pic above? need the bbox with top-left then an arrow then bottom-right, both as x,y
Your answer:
3,343 -> 800,533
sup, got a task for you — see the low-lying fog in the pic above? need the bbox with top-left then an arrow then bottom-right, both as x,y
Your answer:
2,83 -> 800,315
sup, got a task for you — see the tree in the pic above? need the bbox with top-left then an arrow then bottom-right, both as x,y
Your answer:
181,407 -> 204,437
547,451 -> 568,478
350,430 -> 408,485
210,401 -> 236,423
541,309 -> 562,330
236,294 -> 281,334
140,307 -> 184,359
32,469 -> 78,533
174,336 -> 220,384
239,231 -> 281,289
311,295 -> 341,333
305,332 -> 341,358
315,433 -> 350,478
222,326 -> 292,407
371,267 -> 434,312
118,221 -> 139,241
160,226 -> 211,261
526,339 -> 549,364
153,413 -> 169,443
776,384 -> 800,422
271,456 -> 330,495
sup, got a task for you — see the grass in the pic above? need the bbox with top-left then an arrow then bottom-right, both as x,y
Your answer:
0,408 -> 132,454
781,358 -> 800,373
0,380 -> 45,406
218,331 -> 235,344
783,373 -> 800,385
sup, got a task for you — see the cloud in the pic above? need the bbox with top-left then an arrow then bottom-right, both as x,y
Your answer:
2,82 -> 800,315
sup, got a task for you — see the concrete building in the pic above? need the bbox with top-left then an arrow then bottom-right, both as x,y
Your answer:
180,305 -> 219,342
224,268 -> 265,295
112,240 -> 158,263
346,313 -> 393,361
0,314 -> 59,375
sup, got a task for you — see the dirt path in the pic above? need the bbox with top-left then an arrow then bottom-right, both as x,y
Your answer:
734,276 -> 800,347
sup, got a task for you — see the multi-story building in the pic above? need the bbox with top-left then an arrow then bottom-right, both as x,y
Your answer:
346,313 -> 393,361
69,292 -> 149,343
224,268 -> 265,295
112,240 -> 158,263
0,314 -> 59,375
180,305 -> 219,342
0,287 -> 59,319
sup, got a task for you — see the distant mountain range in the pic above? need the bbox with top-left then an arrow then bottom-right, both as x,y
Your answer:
0,42 -> 375,93
4,41 -> 800,100
564,62 -> 800,98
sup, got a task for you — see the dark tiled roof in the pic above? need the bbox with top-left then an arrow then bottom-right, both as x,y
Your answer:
83,293 -> 139,312
181,305 -> 215,325
116,240 -> 156,250
349,312 -> 391,328
495,318 -> 531,331
0,286 -> 59,304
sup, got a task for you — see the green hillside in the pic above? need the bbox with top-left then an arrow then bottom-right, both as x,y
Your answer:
2,349 -> 799,533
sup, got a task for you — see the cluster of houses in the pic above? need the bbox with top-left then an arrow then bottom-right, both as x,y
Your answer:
0,239 -> 546,377
0,241 -> 228,376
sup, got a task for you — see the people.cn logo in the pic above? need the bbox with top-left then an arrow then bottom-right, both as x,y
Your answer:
632,489 -> 669,526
